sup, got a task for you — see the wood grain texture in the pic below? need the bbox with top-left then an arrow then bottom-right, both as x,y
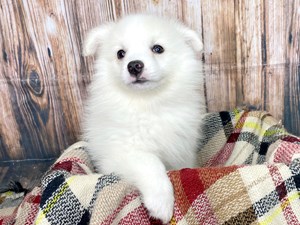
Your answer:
284,0 -> 300,136
0,0 -> 299,167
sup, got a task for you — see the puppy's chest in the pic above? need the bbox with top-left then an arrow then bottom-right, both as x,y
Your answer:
112,109 -> 197,146
129,113 -> 175,136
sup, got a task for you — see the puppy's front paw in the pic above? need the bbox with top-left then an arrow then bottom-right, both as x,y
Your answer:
143,181 -> 174,224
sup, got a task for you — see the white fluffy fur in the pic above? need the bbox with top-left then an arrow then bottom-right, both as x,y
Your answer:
82,14 -> 205,223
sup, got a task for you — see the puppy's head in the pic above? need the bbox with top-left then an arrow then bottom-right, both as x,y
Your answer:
83,14 -> 203,93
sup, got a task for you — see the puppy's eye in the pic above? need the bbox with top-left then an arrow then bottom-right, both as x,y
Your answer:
117,49 -> 126,59
152,45 -> 164,54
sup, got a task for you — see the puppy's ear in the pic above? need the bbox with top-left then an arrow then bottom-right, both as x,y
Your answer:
82,23 -> 114,56
177,25 -> 203,53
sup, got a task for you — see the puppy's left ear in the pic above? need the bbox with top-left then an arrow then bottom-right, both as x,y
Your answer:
178,25 -> 203,53
82,23 -> 114,56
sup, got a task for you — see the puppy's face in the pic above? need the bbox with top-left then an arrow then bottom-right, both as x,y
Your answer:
83,15 -> 203,92
110,19 -> 171,90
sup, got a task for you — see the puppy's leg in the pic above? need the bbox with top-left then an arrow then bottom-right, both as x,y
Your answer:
103,151 -> 174,224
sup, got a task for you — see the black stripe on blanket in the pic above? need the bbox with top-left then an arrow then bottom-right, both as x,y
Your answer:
219,111 -> 234,138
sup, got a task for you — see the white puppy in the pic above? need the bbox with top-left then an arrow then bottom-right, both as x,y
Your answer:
82,14 -> 205,223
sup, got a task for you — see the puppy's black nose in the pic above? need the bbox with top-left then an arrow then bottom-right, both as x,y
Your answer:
127,60 -> 144,77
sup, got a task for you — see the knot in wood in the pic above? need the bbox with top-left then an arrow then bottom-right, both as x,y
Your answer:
27,69 -> 43,96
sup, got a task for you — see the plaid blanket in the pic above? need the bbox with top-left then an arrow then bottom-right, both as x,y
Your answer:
1,109 -> 300,225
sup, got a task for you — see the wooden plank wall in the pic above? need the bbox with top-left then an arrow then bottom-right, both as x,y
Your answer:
0,0 -> 299,164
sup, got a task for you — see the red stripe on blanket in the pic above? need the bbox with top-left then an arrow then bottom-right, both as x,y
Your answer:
204,143 -> 236,166
119,205 -> 153,225
53,161 -> 73,172
234,111 -> 249,131
282,136 -> 300,143
180,168 -> 204,204
273,142 -> 300,164
102,191 -> 141,225
173,201 -> 185,222
227,133 -> 240,143
57,157 -> 87,168
25,201 -> 40,225
52,161 -> 87,175
191,193 -> 219,225
268,165 -> 300,224
169,171 -> 190,218
32,195 -> 41,204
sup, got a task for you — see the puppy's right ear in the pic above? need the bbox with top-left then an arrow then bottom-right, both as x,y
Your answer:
82,23 -> 114,56
175,22 -> 203,53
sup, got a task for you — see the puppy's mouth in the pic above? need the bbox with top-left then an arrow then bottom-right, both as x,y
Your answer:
132,78 -> 149,84
128,77 -> 159,90
125,73 -> 162,90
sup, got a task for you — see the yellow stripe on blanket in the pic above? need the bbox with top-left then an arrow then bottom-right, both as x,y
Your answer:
35,176 -> 76,224
259,191 -> 300,225
233,109 -> 287,137
233,108 -> 243,123
170,216 -> 176,225
243,121 -> 286,137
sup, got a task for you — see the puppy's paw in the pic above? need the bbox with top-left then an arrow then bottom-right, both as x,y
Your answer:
143,181 -> 174,224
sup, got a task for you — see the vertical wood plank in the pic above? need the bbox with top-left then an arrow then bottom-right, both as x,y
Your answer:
201,0 -> 238,110
234,0 -> 264,110
263,1 -> 288,120
120,0 -> 183,19
285,0 -> 300,134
